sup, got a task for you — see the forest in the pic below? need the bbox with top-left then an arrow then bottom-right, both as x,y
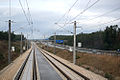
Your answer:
49,25 -> 120,50
0,31 -> 25,41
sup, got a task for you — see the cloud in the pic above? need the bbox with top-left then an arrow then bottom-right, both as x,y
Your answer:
0,0 -> 120,39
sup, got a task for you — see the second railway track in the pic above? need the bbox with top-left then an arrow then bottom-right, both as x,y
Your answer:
37,46 -> 90,80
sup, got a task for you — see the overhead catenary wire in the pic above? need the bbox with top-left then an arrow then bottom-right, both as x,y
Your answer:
85,7 -> 120,22
99,17 -> 120,26
84,17 -> 120,30
56,0 -> 79,24
63,0 -> 92,26
25,0 -> 34,39
25,0 -> 33,24
49,0 -> 120,43
68,5 -> 120,27
64,0 -> 91,25
55,23 -> 73,34
85,0 -> 91,8
18,0 -> 34,39
18,0 -> 31,25
65,0 -> 91,24
55,0 -> 100,33
53,0 -> 80,36
69,0 -> 100,22
13,23 -> 29,32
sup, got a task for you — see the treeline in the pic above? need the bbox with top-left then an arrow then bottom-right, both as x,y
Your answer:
49,25 -> 120,50
0,31 -> 25,41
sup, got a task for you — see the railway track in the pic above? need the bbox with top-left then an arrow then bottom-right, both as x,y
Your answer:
14,48 -> 37,80
37,47 -> 90,80
13,43 -> 107,80
33,48 -> 37,80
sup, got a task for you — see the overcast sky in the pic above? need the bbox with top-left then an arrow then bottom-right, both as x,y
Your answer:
0,0 -> 120,39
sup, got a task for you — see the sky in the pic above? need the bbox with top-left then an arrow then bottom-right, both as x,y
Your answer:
0,0 -> 120,39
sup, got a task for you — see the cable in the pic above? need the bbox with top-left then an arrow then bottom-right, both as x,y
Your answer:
13,24 -> 29,32
70,0 -> 100,22
64,0 -> 91,25
53,0 -> 80,36
25,0 -> 34,39
86,7 -> 120,22
55,24 -> 73,34
85,17 -> 120,30
65,0 -> 91,24
25,0 -> 33,24
63,0 -> 92,25
19,0 -> 30,25
56,0 -> 100,32
56,0 -> 79,23
85,0 -> 91,8
99,17 -> 120,26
